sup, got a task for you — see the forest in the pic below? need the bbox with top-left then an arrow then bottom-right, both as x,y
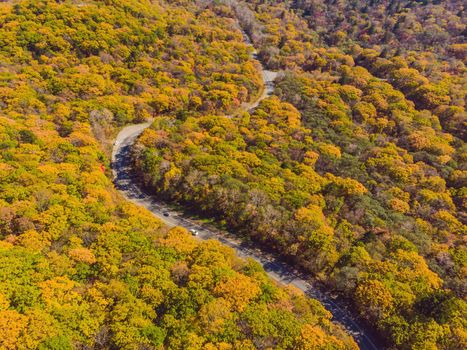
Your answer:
0,0 -> 465,349
0,0 -> 362,349
132,0 -> 467,349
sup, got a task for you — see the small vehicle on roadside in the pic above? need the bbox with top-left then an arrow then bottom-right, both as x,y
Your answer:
190,229 -> 199,236
163,212 -> 170,217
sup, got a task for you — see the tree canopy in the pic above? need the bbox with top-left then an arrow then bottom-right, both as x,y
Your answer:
0,0 -> 360,349
134,1 -> 466,349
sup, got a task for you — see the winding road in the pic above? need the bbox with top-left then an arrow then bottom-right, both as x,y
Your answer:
111,31 -> 383,350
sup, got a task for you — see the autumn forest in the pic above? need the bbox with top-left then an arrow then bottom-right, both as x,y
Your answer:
0,0 -> 465,350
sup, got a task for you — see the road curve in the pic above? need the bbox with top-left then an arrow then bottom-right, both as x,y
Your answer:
110,29 -> 383,350
111,123 -> 382,350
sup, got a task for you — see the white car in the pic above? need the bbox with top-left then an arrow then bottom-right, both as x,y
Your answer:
190,229 -> 199,236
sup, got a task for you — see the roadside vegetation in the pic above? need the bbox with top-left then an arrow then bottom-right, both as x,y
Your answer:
0,0 -> 361,349
134,1 -> 467,349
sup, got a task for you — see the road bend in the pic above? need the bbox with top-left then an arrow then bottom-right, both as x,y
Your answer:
111,28 -> 383,350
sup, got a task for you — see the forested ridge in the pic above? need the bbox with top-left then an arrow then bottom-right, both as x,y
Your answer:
0,0 -> 361,349
289,0 -> 466,140
133,0 -> 467,349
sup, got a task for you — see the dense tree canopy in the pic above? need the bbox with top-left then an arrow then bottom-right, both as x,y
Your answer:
134,1 -> 467,349
0,0 -> 361,349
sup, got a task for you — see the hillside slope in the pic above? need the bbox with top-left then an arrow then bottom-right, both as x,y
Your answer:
0,0 -> 359,349
134,1 -> 467,349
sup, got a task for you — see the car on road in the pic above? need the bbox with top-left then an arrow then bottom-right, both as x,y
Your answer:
190,229 -> 199,236
163,212 -> 170,217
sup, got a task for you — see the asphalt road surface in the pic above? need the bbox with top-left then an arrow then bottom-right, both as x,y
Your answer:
111,123 -> 382,350
110,30 -> 383,350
